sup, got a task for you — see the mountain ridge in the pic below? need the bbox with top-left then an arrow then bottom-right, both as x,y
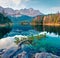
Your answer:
0,6 -> 43,17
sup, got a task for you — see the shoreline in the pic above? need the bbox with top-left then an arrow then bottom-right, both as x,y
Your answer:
30,23 -> 60,26
43,23 -> 60,26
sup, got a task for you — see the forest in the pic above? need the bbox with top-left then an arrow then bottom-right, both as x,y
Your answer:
32,13 -> 60,26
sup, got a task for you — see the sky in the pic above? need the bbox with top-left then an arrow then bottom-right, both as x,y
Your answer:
0,0 -> 60,14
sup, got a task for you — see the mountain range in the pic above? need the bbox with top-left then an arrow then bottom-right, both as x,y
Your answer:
0,6 -> 43,17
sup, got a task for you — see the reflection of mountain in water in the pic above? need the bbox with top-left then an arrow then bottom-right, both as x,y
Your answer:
4,24 -> 60,37
33,25 -> 60,35
7,24 -> 39,37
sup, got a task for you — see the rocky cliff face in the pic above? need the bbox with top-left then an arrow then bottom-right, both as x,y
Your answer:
20,8 -> 43,17
0,6 -> 43,17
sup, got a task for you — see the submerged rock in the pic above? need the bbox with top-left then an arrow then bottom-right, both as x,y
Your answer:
17,51 -> 27,58
35,52 -> 60,58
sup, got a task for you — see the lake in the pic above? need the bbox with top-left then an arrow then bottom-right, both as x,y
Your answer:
4,23 -> 60,37
1,23 -> 60,57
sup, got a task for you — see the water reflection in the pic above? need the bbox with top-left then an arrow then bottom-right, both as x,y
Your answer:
4,24 -> 60,37
33,25 -> 60,35
32,25 -> 43,32
0,26 -> 12,39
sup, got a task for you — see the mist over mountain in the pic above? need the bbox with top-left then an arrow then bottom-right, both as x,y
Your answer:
0,6 -> 43,17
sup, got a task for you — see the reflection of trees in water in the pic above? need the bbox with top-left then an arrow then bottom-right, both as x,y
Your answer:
32,25 -> 60,35
43,26 -> 60,35
0,27 -> 12,39
32,25 -> 43,32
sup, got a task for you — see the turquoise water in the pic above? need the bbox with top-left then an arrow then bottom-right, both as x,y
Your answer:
3,35 -> 60,58
24,36 -> 60,56
2,25 -> 60,57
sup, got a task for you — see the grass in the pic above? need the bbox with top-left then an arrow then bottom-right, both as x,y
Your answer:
28,33 -> 46,41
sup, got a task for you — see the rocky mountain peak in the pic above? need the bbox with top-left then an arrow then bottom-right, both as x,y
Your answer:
0,6 -> 43,17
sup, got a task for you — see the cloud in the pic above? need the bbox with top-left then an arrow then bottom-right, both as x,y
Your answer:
47,7 -> 60,14
12,0 -> 21,5
0,0 -> 29,9
24,0 -> 29,2
50,7 -> 60,13
43,7 -> 60,14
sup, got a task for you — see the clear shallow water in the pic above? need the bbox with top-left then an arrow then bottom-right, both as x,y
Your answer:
1,24 -> 60,57
1,35 -> 60,57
